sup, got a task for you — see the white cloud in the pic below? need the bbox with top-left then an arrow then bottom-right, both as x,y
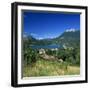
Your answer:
38,37 -> 44,40
65,28 -> 76,32
23,32 -> 28,38
30,33 -> 38,36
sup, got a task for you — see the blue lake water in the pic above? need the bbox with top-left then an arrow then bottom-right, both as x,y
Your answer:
30,44 -> 61,49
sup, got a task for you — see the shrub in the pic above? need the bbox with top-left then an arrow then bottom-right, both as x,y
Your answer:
24,48 -> 38,65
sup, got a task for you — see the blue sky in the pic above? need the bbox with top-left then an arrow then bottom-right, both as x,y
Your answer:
23,11 -> 80,40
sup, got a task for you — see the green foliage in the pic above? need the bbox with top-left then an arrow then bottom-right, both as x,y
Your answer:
24,48 -> 38,65
56,48 -> 80,66
57,49 -> 66,60
46,49 -> 56,56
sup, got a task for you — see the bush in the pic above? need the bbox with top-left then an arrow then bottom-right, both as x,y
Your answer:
24,48 -> 38,65
56,48 -> 80,66
46,49 -> 56,56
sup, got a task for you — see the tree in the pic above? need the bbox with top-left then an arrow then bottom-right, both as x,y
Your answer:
24,48 -> 38,65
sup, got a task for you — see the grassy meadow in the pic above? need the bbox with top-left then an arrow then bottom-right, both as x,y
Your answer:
23,56 -> 80,77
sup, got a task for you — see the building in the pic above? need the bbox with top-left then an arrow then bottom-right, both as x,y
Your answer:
39,49 -> 45,54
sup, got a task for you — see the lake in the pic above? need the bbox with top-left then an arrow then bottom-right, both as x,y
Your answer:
30,44 -> 62,49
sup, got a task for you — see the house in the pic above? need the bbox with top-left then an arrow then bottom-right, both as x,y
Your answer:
39,49 -> 45,54
51,48 -> 58,51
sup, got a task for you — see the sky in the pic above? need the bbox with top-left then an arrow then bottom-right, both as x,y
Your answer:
23,11 -> 80,40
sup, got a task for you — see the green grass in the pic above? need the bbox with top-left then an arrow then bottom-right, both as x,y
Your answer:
23,58 -> 80,77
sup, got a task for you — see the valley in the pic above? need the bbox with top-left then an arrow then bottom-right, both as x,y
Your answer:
22,30 -> 80,77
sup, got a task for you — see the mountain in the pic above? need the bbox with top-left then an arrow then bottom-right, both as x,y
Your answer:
23,34 -> 38,49
23,30 -> 80,49
54,30 -> 80,48
59,30 -> 80,39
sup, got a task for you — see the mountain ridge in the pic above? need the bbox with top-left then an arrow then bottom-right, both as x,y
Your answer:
23,30 -> 80,48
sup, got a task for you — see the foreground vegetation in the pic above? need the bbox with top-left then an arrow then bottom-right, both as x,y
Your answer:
22,30 -> 80,77
23,58 -> 80,77
23,47 -> 80,77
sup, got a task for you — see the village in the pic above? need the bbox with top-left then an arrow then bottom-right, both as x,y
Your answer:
38,48 -> 63,62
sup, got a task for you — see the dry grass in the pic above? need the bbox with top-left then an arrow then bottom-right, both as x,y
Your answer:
23,58 -> 80,77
